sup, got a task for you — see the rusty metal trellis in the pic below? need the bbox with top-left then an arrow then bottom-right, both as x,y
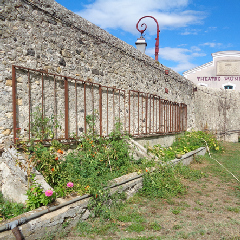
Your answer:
12,65 -> 187,144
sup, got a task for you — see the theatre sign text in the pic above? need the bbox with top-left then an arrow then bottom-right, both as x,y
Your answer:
183,51 -> 240,90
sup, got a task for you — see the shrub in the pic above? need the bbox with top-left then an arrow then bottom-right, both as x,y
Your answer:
148,131 -> 222,162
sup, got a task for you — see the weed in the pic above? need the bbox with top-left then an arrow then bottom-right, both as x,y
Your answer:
88,188 -> 126,220
117,209 -> 146,223
194,155 -> 205,164
194,206 -> 202,211
140,163 -> 205,199
126,223 -> 145,232
30,106 -> 62,141
0,192 -> 28,220
179,201 -> 190,208
62,219 -> 70,228
149,221 -> 162,231
166,199 -> 176,205
123,237 -> 162,240
226,206 -> 240,213
172,207 -> 182,215
199,229 -> 206,235
196,200 -> 204,206
177,231 -> 190,239
76,221 -> 93,237
76,220 -> 118,237
173,224 -> 182,230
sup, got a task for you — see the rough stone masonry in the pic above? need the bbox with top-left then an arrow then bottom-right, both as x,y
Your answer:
0,0 -> 240,237
0,0 -> 240,146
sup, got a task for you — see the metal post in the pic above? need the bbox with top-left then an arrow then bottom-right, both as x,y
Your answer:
136,16 -> 160,61
12,65 -> 17,144
99,85 -> 102,136
84,82 -> 87,134
64,77 -> 69,139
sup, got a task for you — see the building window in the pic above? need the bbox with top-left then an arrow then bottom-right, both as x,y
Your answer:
222,82 -> 235,90
198,83 -> 208,87
224,85 -> 233,89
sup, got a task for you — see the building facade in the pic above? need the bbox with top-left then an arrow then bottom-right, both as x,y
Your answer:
183,51 -> 240,91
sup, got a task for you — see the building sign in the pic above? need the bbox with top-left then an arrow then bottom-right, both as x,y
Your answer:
183,51 -> 240,91
197,76 -> 240,81
217,61 -> 240,76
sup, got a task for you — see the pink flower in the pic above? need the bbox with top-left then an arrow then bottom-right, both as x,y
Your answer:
67,182 -> 74,188
45,190 -> 53,197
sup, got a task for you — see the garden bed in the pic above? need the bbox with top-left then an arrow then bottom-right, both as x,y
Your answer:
0,146 -> 206,240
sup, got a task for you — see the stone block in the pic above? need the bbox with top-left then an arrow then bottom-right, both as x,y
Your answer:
5,112 -> 13,118
17,77 -> 23,82
5,80 -> 12,87
61,49 -> 71,58
56,67 -> 61,73
17,99 -> 22,105
1,129 -> 11,135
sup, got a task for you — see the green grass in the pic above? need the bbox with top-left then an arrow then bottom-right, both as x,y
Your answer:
76,220 -> 119,237
0,192 -> 28,221
226,206 -> 240,213
201,142 -> 240,183
126,223 -> 146,232
123,237 -> 163,240
149,222 -> 162,231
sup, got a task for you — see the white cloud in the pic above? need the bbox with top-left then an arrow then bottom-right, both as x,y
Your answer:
173,62 -> 197,72
181,28 -> 201,35
146,46 -> 206,72
200,42 -> 222,48
204,26 -> 217,32
73,0 -> 209,73
76,0 -> 206,35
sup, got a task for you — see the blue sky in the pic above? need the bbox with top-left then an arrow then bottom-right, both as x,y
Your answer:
55,0 -> 240,75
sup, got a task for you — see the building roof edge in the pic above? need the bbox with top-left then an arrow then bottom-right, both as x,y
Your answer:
183,61 -> 213,76
212,51 -> 240,58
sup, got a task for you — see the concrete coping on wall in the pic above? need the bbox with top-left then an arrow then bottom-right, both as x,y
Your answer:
171,147 -> 206,166
0,146 -> 206,240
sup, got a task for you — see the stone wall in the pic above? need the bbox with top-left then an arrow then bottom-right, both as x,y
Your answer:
0,0 -> 240,147
0,0 -> 195,147
193,86 -> 240,139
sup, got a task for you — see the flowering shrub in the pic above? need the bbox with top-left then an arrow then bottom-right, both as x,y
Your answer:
22,117 -> 152,211
148,131 -> 223,162
31,143 -> 63,186
26,175 -> 56,210
45,190 -> 53,197
67,182 -> 74,188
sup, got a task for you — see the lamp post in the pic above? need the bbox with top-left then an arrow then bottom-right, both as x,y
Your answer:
136,16 -> 160,61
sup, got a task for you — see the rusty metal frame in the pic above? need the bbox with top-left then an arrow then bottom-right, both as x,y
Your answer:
12,65 -> 187,144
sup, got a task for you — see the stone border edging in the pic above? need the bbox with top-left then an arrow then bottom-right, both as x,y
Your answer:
171,147 -> 206,166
